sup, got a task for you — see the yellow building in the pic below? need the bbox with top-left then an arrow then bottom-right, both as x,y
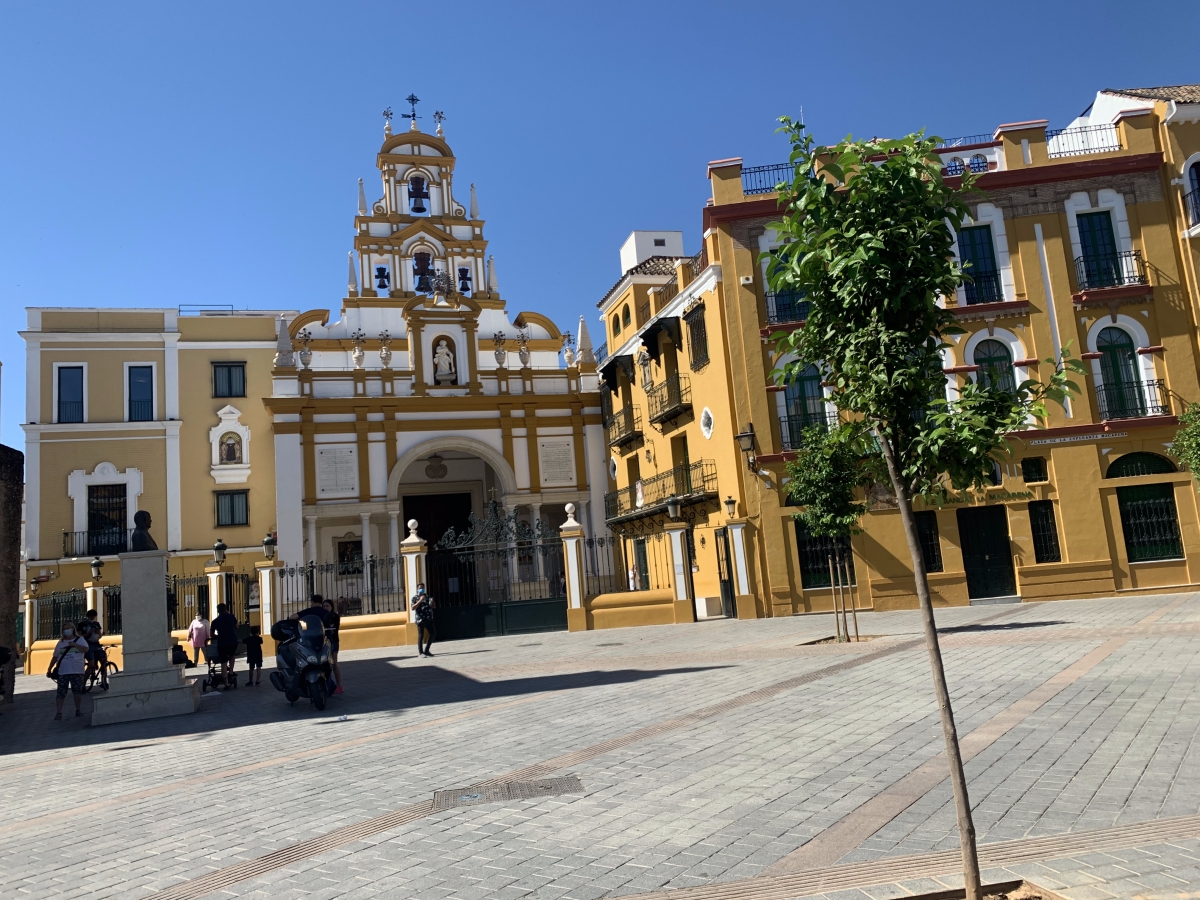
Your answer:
601,84 -> 1200,615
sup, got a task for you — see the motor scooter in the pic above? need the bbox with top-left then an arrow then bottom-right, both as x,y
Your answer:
269,614 -> 336,709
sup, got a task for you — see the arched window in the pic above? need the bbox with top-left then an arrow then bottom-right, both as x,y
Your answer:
1105,452 -> 1176,478
1096,326 -> 1143,418
1188,162 -> 1200,226
622,306 -> 631,329
973,339 -> 1015,393
946,157 -> 965,176
968,154 -> 988,173
781,364 -> 826,450
612,314 -> 621,337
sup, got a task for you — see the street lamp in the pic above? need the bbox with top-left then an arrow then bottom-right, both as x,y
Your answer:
666,494 -> 681,521
213,539 -> 227,566
724,496 -> 737,518
90,556 -> 104,580
735,423 -> 757,470
262,532 -> 276,561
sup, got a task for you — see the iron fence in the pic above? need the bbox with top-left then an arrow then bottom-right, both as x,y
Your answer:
606,406 -> 643,448
765,290 -> 809,325
63,529 -> 134,558
605,460 -> 718,522
1074,250 -> 1147,291
1046,124 -> 1120,158
741,163 -> 793,195
36,589 -> 87,641
582,530 -> 671,596
167,575 -> 209,632
1096,379 -> 1169,420
277,555 -> 407,622
647,373 -> 692,424
103,585 -> 122,635
429,510 -> 564,608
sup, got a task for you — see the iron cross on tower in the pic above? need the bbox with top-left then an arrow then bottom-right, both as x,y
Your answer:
399,93 -> 420,126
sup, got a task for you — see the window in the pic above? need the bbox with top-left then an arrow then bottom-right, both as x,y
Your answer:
914,510 -> 943,572
612,314 -> 621,337
958,225 -> 1001,303
1117,484 -> 1183,562
968,154 -> 988,173
337,539 -> 363,575
1106,452 -> 1176,478
1188,163 -> 1200,226
974,339 -> 1015,393
987,460 -> 1003,486
215,490 -> 249,527
57,366 -> 84,423
622,305 -> 631,329
1021,457 -> 1048,483
653,238 -> 666,247
946,157 -> 965,176
1076,210 -> 1120,287
213,363 -> 246,398
1029,500 -> 1062,563
128,365 -> 153,421
684,305 -> 709,370
793,521 -> 855,589
87,485 -> 126,555
1095,327 -> 1145,419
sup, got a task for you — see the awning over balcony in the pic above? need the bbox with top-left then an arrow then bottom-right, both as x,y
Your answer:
641,317 -> 681,362
599,353 -> 635,390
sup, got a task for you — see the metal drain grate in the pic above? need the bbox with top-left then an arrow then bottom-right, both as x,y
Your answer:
432,776 -> 584,811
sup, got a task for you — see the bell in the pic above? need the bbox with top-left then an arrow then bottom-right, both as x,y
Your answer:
375,266 -> 390,290
413,252 -> 434,293
458,266 -> 472,294
415,273 -> 432,293
409,176 -> 429,214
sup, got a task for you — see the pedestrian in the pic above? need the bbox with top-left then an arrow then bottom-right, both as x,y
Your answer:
187,611 -> 210,665
411,583 -> 436,658
321,598 -> 344,694
79,608 -> 109,690
210,603 -> 240,689
48,623 -> 89,719
242,625 -> 263,686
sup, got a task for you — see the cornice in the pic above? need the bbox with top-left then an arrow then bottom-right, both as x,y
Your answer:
23,420 -> 173,435
945,152 -> 1163,191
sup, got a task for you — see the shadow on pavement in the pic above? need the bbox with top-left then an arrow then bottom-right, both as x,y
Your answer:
939,620 -> 1067,634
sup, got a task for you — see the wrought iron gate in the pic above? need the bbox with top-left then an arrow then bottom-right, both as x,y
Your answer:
427,502 -> 567,640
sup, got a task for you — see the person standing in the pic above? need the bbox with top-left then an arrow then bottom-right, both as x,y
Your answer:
49,624 -> 89,719
322,598 -> 344,694
411,583 -> 436,658
210,603 -> 240,689
242,625 -> 263,686
79,609 -> 109,690
187,611 -> 210,665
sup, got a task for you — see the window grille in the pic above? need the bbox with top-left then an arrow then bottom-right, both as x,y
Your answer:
914,511 -> 943,572
946,157 -> 965,176
216,490 -> 249,527
1106,452 -> 1175,478
1021,457 -> 1048,483
1029,500 -> 1061,563
968,154 -> 988,173
58,366 -> 84,423
1117,484 -> 1183,562
87,485 -> 127,555
213,363 -> 246,398
684,306 -> 709,371
793,521 -> 854,589
128,365 -> 153,421
973,339 -> 1015,393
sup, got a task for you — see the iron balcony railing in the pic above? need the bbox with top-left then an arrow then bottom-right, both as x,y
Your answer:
36,589 -> 87,641
963,270 -> 1003,304
595,341 -> 608,364
765,290 -> 809,325
128,399 -> 154,422
1096,379 -> 1169,420
779,410 -> 839,451
647,373 -> 692,424
604,460 -> 719,521
57,400 -> 84,423
936,133 -> 995,148
1046,124 -> 1121,158
606,406 -> 643,448
689,247 -> 708,277
1186,188 -> 1200,228
638,300 -> 651,326
1074,250 -> 1147,291
63,529 -> 135,558
742,163 -> 793,195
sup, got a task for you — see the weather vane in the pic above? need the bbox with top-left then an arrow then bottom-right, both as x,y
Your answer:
382,106 -> 393,124
432,110 -> 445,126
399,93 -> 420,125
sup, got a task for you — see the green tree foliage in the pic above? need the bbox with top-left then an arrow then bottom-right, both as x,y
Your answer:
784,424 -> 876,537
1171,403 -> 1200,486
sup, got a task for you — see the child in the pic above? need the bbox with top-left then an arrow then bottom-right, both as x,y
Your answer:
243,625 -> 264,686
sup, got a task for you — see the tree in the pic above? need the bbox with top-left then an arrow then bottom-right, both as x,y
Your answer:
1170,403 -> 1200,483
769,123 -> 1081,900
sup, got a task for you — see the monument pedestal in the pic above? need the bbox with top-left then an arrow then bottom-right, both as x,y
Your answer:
91,550 -> 200,726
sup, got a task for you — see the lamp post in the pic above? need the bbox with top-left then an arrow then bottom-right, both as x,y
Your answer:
666,494 -> 681,521
724,495 -> 737,518
90,556 -> 104,581
213,540 -> 227,566
262,533 -> 276,562
735,423 -> 757,471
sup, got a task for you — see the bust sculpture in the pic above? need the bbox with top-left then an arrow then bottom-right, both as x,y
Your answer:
130,509 -> 158,551
434,339 -> 456,384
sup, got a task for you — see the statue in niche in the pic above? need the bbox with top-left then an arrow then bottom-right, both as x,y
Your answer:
434,340 -> 457,384
131,510 -> 158,552
219,432 -> 243,465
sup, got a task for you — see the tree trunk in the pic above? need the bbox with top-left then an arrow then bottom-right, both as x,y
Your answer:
878,431 -> 981,900
0,446 -> 24,705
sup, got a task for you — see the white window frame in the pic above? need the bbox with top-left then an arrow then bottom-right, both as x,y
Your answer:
950,203 -> 1014,304
1085,315 -> 1157,388
123,361 -> 158,423
52,361 -> 88,424
66,462 -> 143,535
1064,189 -> 1134,263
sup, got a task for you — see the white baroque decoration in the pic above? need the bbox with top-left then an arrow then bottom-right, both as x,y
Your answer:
66,462 -> 143,537
209,405 -> 251,484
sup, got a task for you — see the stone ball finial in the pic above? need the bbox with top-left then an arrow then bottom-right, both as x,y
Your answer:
565,503 -> 575,516
407,519 -> 418,535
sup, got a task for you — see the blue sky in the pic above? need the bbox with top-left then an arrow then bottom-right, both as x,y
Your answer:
1,1 -> 1197,452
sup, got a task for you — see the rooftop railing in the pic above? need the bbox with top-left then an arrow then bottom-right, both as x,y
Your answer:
741,163 -> 793,195
935,133 -> 995,148
1074,250 -> 1147,291
1046,124 -> 1120,158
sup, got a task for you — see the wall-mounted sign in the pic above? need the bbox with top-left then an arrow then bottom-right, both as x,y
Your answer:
317,446 -> 358,496
538,438 -> 575,487
1028,432 -> 1127,446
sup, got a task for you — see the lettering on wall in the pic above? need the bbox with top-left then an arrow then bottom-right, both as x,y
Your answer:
538,437 -> 575,487
317,446 -> 358,497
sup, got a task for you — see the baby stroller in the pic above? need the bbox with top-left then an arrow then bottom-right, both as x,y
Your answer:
199,642 -> 238,692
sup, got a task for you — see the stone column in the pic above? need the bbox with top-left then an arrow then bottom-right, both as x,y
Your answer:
727,519 -> 754,619
305,515 -> 318,564
84,581 -> 104,624
360,512 -> 373,560
388,510 -> 401,558
91,549 -> 200,725
560,504 -> 586,632
665,521 -> 696,624
206,565 -> 230,619
22,595 -> 35,674
255,560 -> 282,653
399,519 -> 427,645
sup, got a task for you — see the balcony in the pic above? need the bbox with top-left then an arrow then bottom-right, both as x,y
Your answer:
128,399 -> 153,422
1186,188 -> 1200,228
647,374 -> 692,425
595,341 -> 608,364
963,270 -> 1003,305
779,410 -> 838,451
605,460 -> 719,522
742,163 -> 793,195
638,300 -> 651,326
606,407 -> 643,448
765,290 -> 809,326
1075,251 -> 1147,291
936,133 -> 995,149
63,529 -> 133,558
1046,124 -> 1121,158
57,401 -> 84,424
1096,379 -> 1169,420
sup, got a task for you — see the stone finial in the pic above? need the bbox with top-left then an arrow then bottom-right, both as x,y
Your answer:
347,251 -> 359,295
409,115 -> 419,132
357,178 -> 368,215
577,316 -> 595,364
564,503 -> 578,527
407,518 -> 418,535
273,316 -> 295,368
470,183 -> 479,220
487,255 -> 499,294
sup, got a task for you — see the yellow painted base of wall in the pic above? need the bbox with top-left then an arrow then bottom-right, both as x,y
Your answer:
335,612 -> 413,651
570,590 -> 692,631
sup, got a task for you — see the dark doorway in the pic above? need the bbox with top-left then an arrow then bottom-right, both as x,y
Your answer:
956,506 -> 1016,599
715,527 -> 736,618
403,493 -> 473,547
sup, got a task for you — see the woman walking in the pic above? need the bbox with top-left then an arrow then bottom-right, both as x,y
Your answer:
187,611 -> 210,665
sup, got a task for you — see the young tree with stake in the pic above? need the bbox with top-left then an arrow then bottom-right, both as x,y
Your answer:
769,123 -> 1082,900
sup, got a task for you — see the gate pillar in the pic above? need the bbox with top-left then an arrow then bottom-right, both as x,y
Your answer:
85,580 -> 105,624
400,519 -> 427,645
727,519 -> 757,619
560,504 -> 586,631
205,565 -> 231,620
664,522 -> 696,624
255,560 -> 283,652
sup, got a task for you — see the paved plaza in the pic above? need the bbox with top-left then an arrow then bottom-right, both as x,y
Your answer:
4,593 -> 1200,900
